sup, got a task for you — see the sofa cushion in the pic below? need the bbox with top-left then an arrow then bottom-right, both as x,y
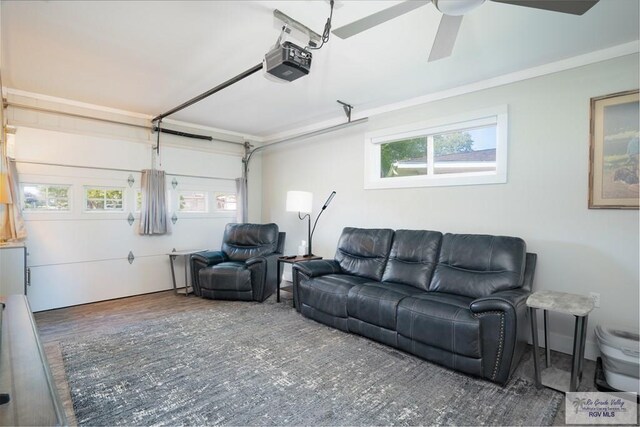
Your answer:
429,234 -> 526,299
221,223 -> 279,261
381,229 -> 442,290
334,228 -> 394,281
347,281 -> 424,330
199,262 -> 252,291
396,293 -> 480,358
298,274 -> 370,318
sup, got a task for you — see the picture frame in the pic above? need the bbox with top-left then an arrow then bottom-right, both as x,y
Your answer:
589,89 -> 639,209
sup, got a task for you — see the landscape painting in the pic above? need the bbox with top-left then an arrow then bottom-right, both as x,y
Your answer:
589,90 -> 639,209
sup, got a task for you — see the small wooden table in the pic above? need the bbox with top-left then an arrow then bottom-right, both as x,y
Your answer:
167,249 -> 208,296
527,290 -> 594,392
277,255 -> 322,304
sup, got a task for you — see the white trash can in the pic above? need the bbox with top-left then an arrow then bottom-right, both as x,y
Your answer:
595,325 -> 640,394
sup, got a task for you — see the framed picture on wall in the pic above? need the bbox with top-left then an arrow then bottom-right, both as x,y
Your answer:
589,89 -> 639,209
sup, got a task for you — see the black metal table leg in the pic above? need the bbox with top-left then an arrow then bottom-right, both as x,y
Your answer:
570,315 -> 587,392
578,315 -> 588,382
544,309 -> 551,368
276,259 -> 282,302
169,255 -> 178,295
529,307 -> 542,387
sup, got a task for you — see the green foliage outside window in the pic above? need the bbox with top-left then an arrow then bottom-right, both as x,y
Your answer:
380,131 -> 475,178
23,185 -> 70,210
86,187 -> 123,211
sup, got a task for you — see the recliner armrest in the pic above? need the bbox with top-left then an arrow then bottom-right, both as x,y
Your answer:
191,250 -> 227,266
245,252 -> 281,301
293,259 -> 341,278
469,288 -> 530,314
246,252 -> 280,267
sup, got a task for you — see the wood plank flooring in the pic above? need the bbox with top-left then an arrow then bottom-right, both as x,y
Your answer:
34,290 -> 606,426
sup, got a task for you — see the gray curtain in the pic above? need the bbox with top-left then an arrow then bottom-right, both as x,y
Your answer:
235,177 -> 248,223
139,169 -> 170,235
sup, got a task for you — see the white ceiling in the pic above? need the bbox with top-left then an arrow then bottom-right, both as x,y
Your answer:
1,1 -> 638,137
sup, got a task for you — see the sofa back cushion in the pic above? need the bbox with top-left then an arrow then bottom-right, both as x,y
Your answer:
429,233 -> 526,299
335,227 -> 394,281
221,223 -> 279,261
381,230 -> 442,290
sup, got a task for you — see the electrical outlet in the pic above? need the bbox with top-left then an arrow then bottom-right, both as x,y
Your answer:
589,292 -> 601,308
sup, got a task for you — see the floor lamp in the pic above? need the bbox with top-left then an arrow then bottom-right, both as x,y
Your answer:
286,190 -> 336,257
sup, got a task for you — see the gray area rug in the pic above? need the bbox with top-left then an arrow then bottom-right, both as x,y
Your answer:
61,298 -> 563,426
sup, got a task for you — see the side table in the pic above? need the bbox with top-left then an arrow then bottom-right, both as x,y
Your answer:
167,249 -> 208,296
527,290 -> 594,392
277,255 -> 322,304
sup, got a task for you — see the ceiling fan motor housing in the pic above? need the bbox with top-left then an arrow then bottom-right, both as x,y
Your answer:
433,0 -> 486,16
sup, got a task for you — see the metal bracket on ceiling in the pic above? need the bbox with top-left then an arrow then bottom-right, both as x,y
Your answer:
274,25 -> 292,48
337,100 -> 354,122
273,9 -> 322,45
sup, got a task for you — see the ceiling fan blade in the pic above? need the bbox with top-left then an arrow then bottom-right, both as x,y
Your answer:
428,14 -> 463,62
332,1 -> 429,39
490,0 -> 599,15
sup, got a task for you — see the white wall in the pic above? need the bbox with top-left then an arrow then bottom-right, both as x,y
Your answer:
261,54 -> 640,360
4,92 -> 262,311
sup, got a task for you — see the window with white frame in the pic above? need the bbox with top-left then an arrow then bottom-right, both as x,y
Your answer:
215,193 -> 237,211
364,106 -> 508,189
22,184 -> 71,211
179,191 -> 208,212
84,186 -> 124,211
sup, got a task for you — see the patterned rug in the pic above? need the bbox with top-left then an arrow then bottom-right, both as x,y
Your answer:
61,298 -> 563,426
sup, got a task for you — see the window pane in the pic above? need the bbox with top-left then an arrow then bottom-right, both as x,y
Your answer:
179,192 -> 207,212
216,193 -> 237,211
105,199 -> 123,210
56,198 -> 69,210
433,126 -> 497,175
106,189 -> 123,199
86,189 -> 105,199
84,187 -> 124,211
87,199 -> 105,210
136,191 -> 142,212
380,137 -> 427,178
23,184 -> 70,211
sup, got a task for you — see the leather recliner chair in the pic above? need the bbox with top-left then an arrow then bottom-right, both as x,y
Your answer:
191,223 -> 285,302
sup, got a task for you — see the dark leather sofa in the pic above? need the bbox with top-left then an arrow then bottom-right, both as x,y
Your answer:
191,223 -> 285,302
292,227 -> 536,385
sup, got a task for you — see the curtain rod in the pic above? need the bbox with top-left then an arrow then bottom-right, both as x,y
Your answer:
4,101 -> 246,146
14,160 -> 237,181
246,117 -> 368,164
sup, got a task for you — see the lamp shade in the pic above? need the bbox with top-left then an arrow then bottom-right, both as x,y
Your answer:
286,191 -> 312,213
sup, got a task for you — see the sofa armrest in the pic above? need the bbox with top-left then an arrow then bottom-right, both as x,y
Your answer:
191,250 -> 227,266
291,260 -> 341,313
292,259 -> 341,278
246,253 -> 281,301
469,288 -> 531,385
469,288 -> 530,314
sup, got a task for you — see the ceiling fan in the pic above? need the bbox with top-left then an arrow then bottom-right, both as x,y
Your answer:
332,0 -> 599,61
